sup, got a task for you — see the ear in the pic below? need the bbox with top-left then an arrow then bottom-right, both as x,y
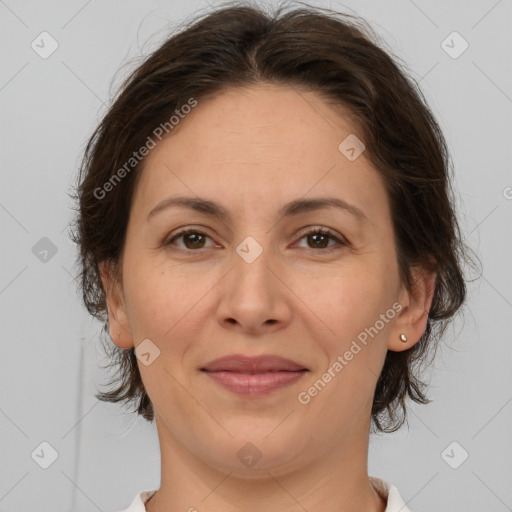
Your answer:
99,260 -> 134,349
388,266 -> 437,352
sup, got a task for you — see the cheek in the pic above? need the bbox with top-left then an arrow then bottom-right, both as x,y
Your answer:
123,258 -> 187,342
296,271 -> 393,418
294,262 -> 393,341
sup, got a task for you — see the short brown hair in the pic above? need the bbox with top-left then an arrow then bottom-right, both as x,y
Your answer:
71,0 -> 475,433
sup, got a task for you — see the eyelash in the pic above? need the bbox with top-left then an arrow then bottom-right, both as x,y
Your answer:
163,226 -> 347,254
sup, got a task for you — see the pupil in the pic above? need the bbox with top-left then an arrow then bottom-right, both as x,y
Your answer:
187,233 -> 203,248
310,233 -> 328,248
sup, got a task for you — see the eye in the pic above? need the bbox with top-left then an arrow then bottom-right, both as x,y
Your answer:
163,226 -> 347,253
164,228 -> 216,251
295,226 -> 347,253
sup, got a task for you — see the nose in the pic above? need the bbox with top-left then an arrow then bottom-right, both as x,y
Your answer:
215,241 -> 292,335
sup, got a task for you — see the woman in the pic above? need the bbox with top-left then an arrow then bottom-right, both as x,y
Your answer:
72,2 -> 469,510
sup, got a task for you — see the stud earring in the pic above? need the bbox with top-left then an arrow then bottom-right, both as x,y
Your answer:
399,333 -> 407,343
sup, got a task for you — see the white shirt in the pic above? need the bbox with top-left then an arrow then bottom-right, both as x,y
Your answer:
117,476 -> 413,511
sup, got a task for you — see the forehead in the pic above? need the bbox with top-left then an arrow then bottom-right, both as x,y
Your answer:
132,83 -> 388,224
160,83 -> 362,158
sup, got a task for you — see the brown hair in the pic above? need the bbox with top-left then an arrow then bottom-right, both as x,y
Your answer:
71,0 -> 475,433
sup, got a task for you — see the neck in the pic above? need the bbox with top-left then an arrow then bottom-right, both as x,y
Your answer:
145,413 -> 386,512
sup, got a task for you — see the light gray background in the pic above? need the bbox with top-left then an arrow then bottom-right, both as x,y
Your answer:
1,0 -> 511,511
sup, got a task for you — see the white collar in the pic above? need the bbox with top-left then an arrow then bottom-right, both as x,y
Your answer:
120,476 -> 413,512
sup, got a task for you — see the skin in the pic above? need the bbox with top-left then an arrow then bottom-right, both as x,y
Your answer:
100,83 -> 436,512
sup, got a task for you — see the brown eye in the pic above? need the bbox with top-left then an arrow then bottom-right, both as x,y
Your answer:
296,227 -> 347,253
307,232 -> 330,249
165,229 -> 213,250
164,226 -> 346,254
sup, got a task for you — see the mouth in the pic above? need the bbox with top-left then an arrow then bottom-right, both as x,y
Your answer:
200,354 -> 309,397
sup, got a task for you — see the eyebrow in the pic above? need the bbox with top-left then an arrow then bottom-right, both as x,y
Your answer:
147,195 -> 369,224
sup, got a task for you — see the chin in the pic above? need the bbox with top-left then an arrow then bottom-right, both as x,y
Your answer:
194,428 -> 309,477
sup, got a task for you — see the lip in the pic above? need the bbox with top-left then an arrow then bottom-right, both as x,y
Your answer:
201,354 -> 308,372
201,355 -> 309,397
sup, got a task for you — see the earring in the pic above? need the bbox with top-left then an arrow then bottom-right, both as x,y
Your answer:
399,333 -> 407,343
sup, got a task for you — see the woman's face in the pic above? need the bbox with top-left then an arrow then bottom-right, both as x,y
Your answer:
104,83 -> 426,476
